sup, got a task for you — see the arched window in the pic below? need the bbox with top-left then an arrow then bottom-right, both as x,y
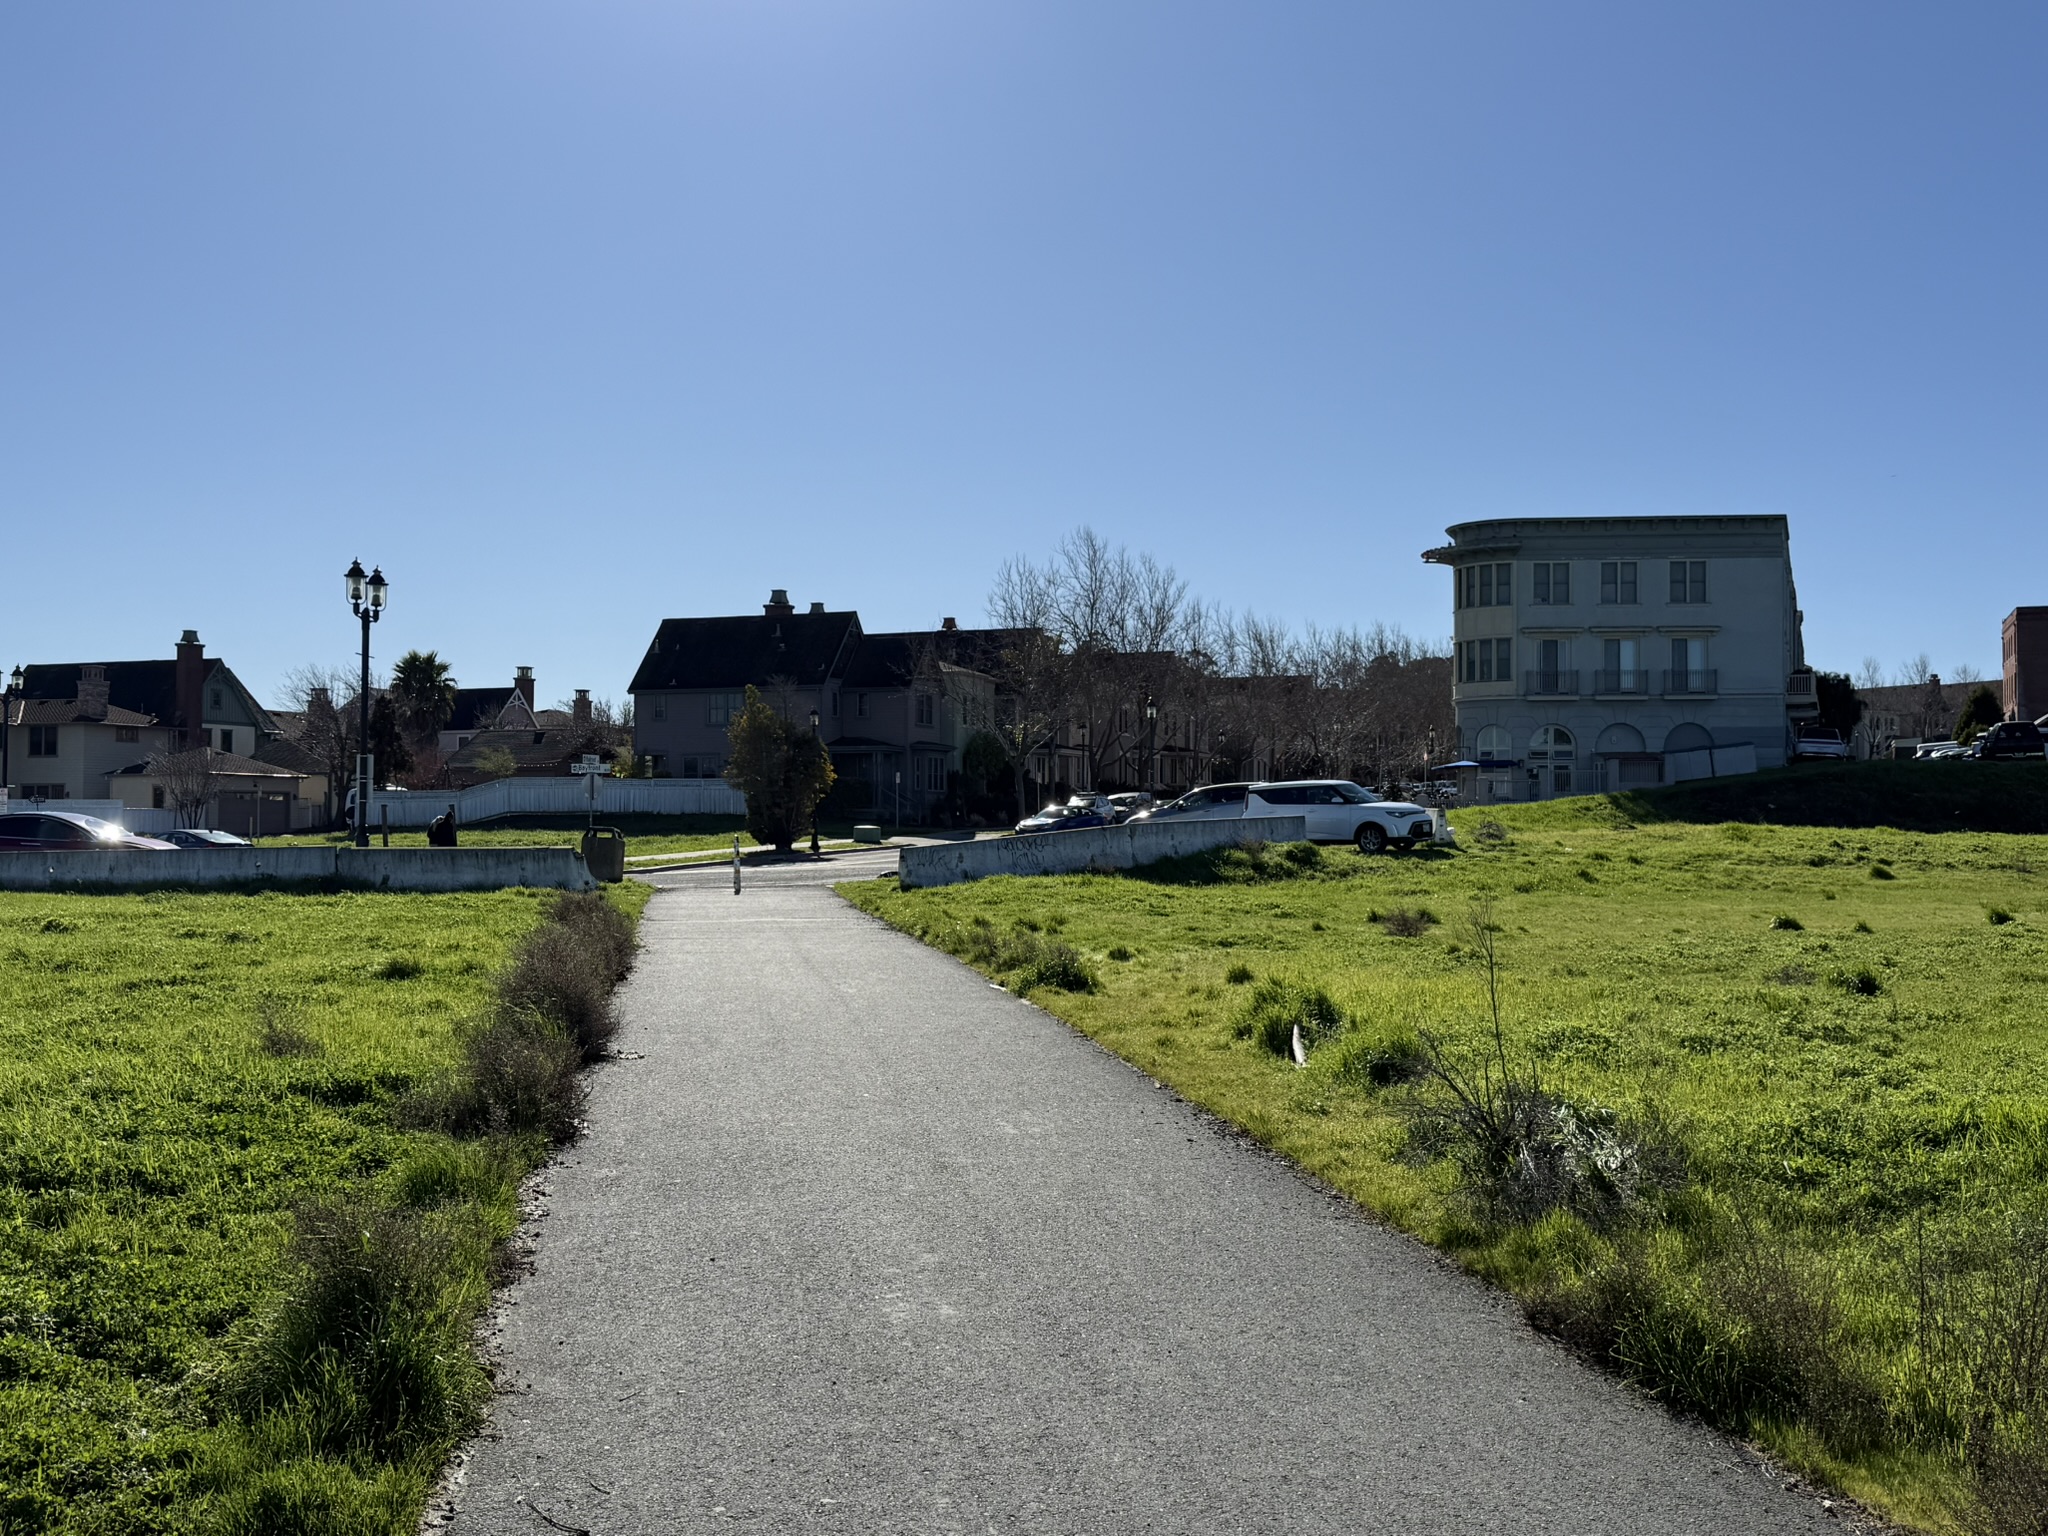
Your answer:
1528,725 -> 1575,762
1476,725 -> 1511,762
1663,722 -> 1712,753
1595,722 -> 1646,755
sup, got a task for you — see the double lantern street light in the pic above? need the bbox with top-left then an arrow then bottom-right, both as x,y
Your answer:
344,560 -> 389,848
1,664 -> 23,802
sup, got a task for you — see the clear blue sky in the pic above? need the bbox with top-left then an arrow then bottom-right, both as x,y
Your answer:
3,3 -> 2042,705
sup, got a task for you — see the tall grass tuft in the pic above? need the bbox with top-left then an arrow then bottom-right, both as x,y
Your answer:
1232,977 -> 1345,1059
224,1196 -> 488,1461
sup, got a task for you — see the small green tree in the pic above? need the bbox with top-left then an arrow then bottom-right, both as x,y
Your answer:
724,686 -> 836,852
1954,684 -> 2005,745
471,745 -> 518,781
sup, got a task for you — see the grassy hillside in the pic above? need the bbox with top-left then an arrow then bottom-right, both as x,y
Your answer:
846,818 -> 2048,1532
1488,759 -> 2048,835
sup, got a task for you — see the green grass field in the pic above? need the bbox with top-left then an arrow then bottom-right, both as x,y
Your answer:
0,884 -> 646,1533
844,799 -> 2048,1531
264,813 -> 889,858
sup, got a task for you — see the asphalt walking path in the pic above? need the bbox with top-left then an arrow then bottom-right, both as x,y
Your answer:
444,856 -> 1838,1535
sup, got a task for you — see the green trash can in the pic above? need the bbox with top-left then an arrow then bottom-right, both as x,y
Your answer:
581,826 -> 627,883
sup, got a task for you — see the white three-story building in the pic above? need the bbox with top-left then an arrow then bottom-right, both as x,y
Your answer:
1423,515 -> 1817,801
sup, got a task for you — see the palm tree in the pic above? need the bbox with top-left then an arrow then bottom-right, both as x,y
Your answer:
390,650 -> 457,751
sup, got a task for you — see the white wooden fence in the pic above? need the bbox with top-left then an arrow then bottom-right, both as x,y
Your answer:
366,776 -> 747,828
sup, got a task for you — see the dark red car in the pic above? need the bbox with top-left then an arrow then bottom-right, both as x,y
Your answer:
0,810 -> 177,851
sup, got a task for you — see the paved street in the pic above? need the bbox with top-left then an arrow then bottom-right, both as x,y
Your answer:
445,876 -> 1836,1535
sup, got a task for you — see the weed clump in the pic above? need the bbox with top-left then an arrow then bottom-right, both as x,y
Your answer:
1472,819 -> 1508,846
1331,1027 -> 1427,1089
545,890 -> 637,988
1987,908 -> 2014,926
1232,977 -> 1345,1059
1015,936 -> 1095,993
1769,915 -> 1804,931
496,922 -> 620,1063
257,1001 -> 322,1059
1404,902 -> 1687,1227
1225,962 -> 1254,985
1831,966 -> 1884,997
1376,907 -> 1438,938
1769,964 -> 1817,987
1871,865 -> 1897,881
1107,944 -> 1133,962
224,1195 -> 487,1460
374,956 -> 424,981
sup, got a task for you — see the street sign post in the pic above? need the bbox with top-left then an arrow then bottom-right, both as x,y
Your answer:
569,754 -> 606,829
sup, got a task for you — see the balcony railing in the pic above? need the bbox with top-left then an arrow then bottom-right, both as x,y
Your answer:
1525,670 -> 1579,697
1786,669 -> 1816,698
1592,669 -> 1649,695
1663,669 -> 1718,695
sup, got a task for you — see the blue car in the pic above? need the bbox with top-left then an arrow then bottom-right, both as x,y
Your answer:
1013,803 -> 1111,836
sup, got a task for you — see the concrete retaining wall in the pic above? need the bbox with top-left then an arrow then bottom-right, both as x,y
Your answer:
0,847 -> 596,893
897,815 -> 1310,891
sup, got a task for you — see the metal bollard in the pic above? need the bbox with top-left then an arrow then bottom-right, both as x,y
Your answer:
732,835 -> 742,895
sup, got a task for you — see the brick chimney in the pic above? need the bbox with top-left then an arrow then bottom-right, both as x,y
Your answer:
514,666 -> 535,710
764,589 -> 795,618
941,616 -> 958,632
174,630 -> 205,748
76,665 -> 110,721
808,601 -> 825,615
572,689 -> 592,728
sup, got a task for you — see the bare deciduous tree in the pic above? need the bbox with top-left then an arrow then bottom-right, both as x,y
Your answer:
149,748 -> 218,828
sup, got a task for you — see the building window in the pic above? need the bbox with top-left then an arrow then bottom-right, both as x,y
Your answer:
1493,638 -> 1511,680
857,693 -> 869,718
115,725 -> 139,743
1476,724 -> 1512,762
152,786 -> 166,809
831,690 -> 840,718
1669,560 -> 1707,603
1531,562 -> 1571,605
218,728 -> 234,754
1459,562 -> 1512,608
28,726 -> 57,756
706,692 -> 744,726
650,699 -> 666,723
211,688 -> 223,709
916,694 -> 935,727
1599,561 -> 1638,604
21,784 -> 67,800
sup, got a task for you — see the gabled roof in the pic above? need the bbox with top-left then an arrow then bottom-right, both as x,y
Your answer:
18,658 -> 273,731
6,698 -> 159,728
109,748 -> 301,781
252,735 -> 328,775
447,686 -> 530,732
446,727 -> 615,773
630,611 -> 863,692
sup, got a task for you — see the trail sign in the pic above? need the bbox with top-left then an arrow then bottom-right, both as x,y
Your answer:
570,755 -> 606,826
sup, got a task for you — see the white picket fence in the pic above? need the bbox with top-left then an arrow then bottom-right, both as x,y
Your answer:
367,776 -> 747,828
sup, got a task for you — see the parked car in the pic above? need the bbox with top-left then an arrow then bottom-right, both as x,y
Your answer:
1970,720 -> 2047,761
1013,803 -> 1112,836
157,828 -> 254,849
1106,792 -> 1154,823
0,810 -> 177,851
1791,726 -> 1850,762
1131,783 -> 1252,823
1245,780 -> 1437,852
1064,792 -> 1116,816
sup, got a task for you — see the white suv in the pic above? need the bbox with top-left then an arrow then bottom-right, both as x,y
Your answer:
1245,780 -> 1436,852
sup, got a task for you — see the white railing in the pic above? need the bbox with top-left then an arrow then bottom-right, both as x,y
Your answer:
367,776 -> 747,828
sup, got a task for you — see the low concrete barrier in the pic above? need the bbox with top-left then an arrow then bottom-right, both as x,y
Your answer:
897,815 -> 1309,891
0,847 -> 596,893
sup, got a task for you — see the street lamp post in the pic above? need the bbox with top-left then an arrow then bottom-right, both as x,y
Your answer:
1,665 -> 22,803
808,707 -> 822,857
344,559 -> 389,848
